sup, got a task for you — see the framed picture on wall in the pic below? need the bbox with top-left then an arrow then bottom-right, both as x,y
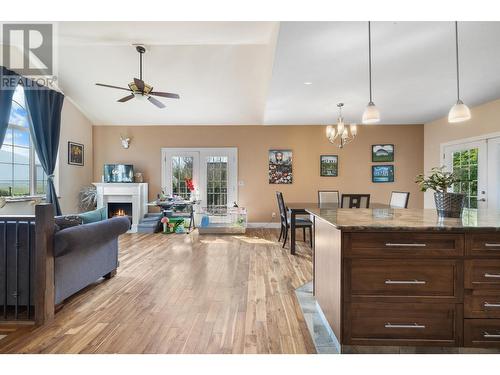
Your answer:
68,141 -> 84,166
372,144 -> 394,162
372,165 -> 394,183
269,149 -> 292,184
320,155 -> 338,177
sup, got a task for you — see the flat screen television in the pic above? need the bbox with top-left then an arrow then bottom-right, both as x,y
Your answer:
103,164 -> 134,183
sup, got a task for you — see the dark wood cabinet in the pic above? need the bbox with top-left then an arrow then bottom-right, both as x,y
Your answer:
345,302 -> 462,346
312,218 -> 500,351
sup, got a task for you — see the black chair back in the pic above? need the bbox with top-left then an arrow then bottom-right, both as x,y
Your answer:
275,191 -> 288,225
341,194 -> 371,208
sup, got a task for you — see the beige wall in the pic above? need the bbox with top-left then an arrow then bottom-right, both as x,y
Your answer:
93,124 -> 424,222
424,98 -> 500,208
57,99 -> 94,214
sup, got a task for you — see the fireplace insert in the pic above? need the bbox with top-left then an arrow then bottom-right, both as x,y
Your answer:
107,202 -> 133,223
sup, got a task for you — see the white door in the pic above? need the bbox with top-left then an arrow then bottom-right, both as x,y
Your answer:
487,137 -> 500,210
162,147 -> 238,208
443,140 -> 487,209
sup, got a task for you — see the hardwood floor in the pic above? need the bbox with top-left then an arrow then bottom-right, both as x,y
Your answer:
0,229 -> 315,354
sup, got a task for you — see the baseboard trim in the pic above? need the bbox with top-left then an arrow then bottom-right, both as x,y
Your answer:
247,222 -> 280,229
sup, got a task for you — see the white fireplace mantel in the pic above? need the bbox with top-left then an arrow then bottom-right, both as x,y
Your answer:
93,183 -> 148,233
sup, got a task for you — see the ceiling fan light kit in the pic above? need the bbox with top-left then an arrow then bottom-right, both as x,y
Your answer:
95,45 -> 180,109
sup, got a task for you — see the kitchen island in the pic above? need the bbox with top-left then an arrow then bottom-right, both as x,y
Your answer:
307,206 -> 500,353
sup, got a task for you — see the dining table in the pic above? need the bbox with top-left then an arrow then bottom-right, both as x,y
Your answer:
285,202 -> 389,255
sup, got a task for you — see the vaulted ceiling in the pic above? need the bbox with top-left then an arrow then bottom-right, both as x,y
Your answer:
51,21 -> 500,125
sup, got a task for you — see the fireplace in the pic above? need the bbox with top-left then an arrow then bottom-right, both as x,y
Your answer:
108,202 -> 133,223
94,183 -> 148,233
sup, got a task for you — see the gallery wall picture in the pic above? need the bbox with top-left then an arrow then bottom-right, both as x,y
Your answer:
320,155 -> 338,177
372,144 -> 394,162
68,141 -> 84,166
269,149 -> 293,184
372,165 -> 394,183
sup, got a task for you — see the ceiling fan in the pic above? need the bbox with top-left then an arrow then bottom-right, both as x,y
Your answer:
95,45 -> 180,109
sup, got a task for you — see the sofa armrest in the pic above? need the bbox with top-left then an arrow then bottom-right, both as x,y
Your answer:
54,216 -> 130,257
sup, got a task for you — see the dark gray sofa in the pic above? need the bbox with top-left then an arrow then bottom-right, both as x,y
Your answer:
0,216 -> 130,308
53,216 -> 130,304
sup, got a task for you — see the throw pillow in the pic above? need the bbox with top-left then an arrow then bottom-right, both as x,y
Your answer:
54,215 -> 83,231
79,207 -> 107,224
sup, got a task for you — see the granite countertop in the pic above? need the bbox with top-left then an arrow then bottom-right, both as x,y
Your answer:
306,207 -> 500,231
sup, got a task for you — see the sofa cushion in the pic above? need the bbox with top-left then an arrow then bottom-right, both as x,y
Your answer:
55,215 -> 83,231
78,207 -> 106,224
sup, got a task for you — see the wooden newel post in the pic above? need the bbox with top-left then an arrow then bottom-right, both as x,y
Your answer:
34,203 -> 55,325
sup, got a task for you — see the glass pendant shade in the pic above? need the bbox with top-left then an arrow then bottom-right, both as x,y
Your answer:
326,125 -> 334,138
350,124 -> 358,136
448,100 -> 471,123
362,101 -> 380,124
337,118 -> 345,136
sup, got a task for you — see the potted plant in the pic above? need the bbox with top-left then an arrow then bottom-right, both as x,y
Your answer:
415,167 -> 465,218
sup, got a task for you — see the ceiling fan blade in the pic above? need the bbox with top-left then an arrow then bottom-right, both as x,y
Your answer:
96,83 -> 131,91
134,78 -> 145,91
150,91 -> 180,99
117,94 -> 135,103
148,96 -> 166,109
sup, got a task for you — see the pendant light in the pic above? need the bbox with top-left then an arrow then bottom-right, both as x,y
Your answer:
448,21 -> 471,123
362,21 -> 380,124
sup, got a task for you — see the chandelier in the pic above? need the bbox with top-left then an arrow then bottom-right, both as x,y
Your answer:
325,103 -> 358,148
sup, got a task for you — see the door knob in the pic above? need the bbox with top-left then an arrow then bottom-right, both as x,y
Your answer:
478,198 -> 487,202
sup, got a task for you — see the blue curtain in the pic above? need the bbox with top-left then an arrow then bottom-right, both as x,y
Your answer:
22,78 -> 64,215
0,66 -> 20,147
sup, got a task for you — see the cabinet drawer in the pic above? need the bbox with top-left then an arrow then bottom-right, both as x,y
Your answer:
465,260 -> 500,290
344,232 -> 464,257
464,319 -> 500,348
346,259 -> 461,302
465,291 -> 500,318
345,302 -> 461,346
466,233 -> 500,257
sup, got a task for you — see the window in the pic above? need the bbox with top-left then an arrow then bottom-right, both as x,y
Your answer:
0,86 -> 47,197
171,156 -> 193,199
452,148 -> 478,208
206,156 -> 228,208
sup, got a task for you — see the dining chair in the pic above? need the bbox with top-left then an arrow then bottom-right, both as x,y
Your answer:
318,190 -> 340,205
390,191 -> 410,208
341,194 -> 370,208
275,191 -> 313,248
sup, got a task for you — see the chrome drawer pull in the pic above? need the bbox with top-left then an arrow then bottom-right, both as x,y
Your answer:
385,279 -> 427,285
484,302 -> 500,308
484,273 -> 500,278
483,332 -> 500,339
385,243 -> 427,247
385,323 -> 426,329
485,243 -> 500,248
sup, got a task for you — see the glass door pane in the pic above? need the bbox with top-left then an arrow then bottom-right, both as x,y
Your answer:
171,156 -> 194,199
206,156 -> 228,209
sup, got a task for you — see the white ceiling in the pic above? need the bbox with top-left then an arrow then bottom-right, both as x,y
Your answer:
50,21 -> 500,125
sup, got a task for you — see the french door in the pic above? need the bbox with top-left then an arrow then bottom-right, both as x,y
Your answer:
443,140 -> 487,209
161,147 -> 238,208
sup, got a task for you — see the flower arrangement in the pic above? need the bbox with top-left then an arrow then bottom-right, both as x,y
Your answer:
185,178 -> 195,192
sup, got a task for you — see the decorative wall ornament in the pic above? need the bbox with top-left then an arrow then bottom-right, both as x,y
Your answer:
120,135 -> 131,149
